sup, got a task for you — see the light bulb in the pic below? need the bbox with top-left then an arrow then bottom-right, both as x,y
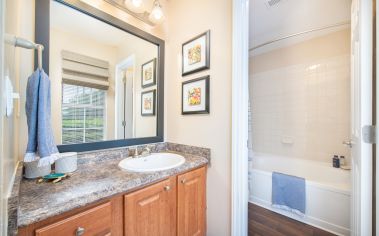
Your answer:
149,0 -> 164,24
131,0 -> 142,7
124,0 -> 145,13
152,7 -> 163,19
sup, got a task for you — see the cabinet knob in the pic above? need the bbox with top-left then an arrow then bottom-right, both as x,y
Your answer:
164,185 -> 171,191
76,227 -> 85,236
181,179 -> 186,184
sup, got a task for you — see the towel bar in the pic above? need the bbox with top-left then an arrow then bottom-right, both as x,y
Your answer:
4,33 -> 44,70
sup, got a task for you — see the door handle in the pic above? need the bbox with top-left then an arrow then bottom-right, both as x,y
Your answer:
343,140 -> 353,148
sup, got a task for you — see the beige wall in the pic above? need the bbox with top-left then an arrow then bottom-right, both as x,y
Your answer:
1,0 -> 35,234
249,29 -> 351,163
4,0 -> 34,198
3,0 -> 20,199
165,0 -> 232,235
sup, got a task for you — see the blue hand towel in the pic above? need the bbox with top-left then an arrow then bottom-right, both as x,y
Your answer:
24,69 -> 60,167
272,172 -> 305,216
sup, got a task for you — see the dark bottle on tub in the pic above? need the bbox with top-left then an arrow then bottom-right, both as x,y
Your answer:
333,155 -> 340,168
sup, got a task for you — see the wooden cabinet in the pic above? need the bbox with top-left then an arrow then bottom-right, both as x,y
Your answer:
177,167 -> 206,236
35,202 -> 112,236
124,177 -> 176,236
18,166 -> 206,236
123,167 -> 206,236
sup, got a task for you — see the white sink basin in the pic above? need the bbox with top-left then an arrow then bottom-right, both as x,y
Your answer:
118,153 -> 185,172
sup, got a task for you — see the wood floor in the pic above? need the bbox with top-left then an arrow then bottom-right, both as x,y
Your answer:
248,203 -> 336,236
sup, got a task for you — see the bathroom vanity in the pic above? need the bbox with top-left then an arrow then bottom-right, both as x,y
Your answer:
15,143 -> 210,236
18,168 -> 206,236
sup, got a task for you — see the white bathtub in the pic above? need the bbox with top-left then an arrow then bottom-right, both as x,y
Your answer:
249,153 -> 351,236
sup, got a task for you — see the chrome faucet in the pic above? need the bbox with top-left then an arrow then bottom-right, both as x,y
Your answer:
131,145 -> 153,158
141,146 -> 151,157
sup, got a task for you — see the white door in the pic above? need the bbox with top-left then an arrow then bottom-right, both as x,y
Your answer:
122,68 -> 134,138
115,56 -> 135,139
351,0 -> 373,235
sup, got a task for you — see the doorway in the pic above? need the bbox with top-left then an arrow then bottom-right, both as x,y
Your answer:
115,55 -> 135,140
231,0 -> 376,235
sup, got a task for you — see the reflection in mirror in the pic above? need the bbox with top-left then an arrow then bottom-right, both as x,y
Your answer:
50,1 -> 158,145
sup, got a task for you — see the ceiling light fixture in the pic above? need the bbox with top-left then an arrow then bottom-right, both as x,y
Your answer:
149,0 -> 164,24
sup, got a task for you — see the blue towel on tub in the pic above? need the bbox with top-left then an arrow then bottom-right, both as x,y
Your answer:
24,69 -> 60,167
272,172 -> 305,216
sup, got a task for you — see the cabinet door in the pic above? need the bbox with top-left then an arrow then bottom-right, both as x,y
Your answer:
35,202 -> 112,236
177,167 -> 206,236
124,177 -> 176,236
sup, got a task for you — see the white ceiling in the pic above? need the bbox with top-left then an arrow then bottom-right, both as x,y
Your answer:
249,0 -> 351,52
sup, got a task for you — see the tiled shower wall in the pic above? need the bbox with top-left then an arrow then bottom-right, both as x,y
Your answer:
248,29 -> 351,163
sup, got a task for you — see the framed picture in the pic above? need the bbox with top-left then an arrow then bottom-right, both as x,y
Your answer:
141,89 -> 156,116
182,30 -> 210,76
182,76 -> 210,115
141,58 -> 157,88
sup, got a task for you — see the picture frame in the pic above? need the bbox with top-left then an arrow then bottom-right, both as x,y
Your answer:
141,89 -> 156,116
182,30 -> 210,76
182,76 -> 210,115
141,58 -> 157,88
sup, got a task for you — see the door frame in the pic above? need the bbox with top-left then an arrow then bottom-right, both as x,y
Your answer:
115,55 -> 136,139
231,0 -> 249,235
352,0 -> 374,235
231,0 -> 377,235
0,0 -> 5,234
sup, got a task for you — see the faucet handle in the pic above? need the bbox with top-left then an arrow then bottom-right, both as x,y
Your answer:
133,146 -> 139,157
140,145 -> 153,156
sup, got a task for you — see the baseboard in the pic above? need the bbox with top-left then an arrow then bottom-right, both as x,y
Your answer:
7,161 -> 22,236
6,161 -> 19,198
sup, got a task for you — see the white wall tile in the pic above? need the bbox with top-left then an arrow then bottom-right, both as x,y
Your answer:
250,52 -> 350,163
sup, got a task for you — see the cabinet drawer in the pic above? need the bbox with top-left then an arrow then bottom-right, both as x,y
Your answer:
35,202 -> 112,236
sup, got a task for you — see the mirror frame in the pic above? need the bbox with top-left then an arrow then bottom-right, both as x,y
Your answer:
35,0 -> 165,152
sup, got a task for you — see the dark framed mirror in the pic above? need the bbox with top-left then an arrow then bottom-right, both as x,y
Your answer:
35,0 -> 164,152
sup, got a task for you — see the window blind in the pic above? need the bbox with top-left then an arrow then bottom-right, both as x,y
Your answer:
61,50 -> 110,90
62,84 -> 106,144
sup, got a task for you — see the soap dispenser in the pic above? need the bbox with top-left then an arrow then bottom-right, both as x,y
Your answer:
339,156 -> 346,166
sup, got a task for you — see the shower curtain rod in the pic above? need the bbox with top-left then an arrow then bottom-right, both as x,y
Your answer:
249,21 -> 351,51
4,33 -> 44,70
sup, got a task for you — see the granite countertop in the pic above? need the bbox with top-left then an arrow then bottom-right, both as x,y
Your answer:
17,142 -> 210,228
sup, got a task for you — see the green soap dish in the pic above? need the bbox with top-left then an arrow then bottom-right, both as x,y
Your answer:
43,173 -> 66,180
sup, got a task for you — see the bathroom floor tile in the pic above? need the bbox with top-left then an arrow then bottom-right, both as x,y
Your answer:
248,203 -> 336,236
